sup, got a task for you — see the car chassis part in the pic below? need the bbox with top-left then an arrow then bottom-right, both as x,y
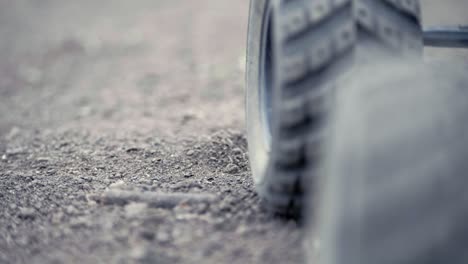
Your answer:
424,25 -> 468,48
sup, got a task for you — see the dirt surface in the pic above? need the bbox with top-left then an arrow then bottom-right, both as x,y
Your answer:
0,1 -> 467,264
0,1 -> 304,263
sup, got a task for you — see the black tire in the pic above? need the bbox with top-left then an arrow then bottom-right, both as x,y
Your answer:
246,0 -> 422,216
317,63 -> 468,264
246,0 -> 356,215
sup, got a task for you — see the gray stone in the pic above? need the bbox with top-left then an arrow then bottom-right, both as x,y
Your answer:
223,164 -> 239,174
18,207 -> 36,220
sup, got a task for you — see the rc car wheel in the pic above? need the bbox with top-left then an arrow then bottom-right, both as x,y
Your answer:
245,0 -> 423,216
246,0 -> 356,215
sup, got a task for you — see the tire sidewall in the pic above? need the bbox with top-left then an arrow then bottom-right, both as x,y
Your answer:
246,0 -> 271,186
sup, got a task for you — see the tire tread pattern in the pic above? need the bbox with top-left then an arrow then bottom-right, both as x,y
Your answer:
259,0 -> 355,216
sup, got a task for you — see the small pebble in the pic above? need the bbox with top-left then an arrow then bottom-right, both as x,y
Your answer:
126,147 -> 141,153
51,212 -> 64,224
18,207 -> 36,220
183,172 -> 194,178
65,205 -> 78,215
36,157 -> 50,162
223,164 -> 239,174
109,180 -> 126,190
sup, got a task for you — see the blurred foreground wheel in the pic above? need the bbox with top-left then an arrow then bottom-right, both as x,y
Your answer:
245,0 -> 422,216
317,64 -> 468,264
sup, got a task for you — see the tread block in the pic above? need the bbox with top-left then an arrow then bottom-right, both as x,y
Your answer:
281,0 -> 351,41
355,0 -> 422,54
307,0 -> 333,23
307,86 -> 331,116
280,96 -> 308,127
334,20 -> 356,53
374,12 -> 422,52
308,40 -> 333,71
282,6 -> 309,40
276,137 -> 305,165
268,169 -> 301,193
306,132 -> 324,162
378,19 -> 403,49
333,0 -> 351,8
282,52 -> 309,83
354,1 -> 376,31
384,0 -> 420,18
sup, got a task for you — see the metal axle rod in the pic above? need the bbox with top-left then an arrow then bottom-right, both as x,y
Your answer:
424,25 -> 468,48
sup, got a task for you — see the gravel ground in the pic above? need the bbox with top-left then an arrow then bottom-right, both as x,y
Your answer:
1,1 -> 467,263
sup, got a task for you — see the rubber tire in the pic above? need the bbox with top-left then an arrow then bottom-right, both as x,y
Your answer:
317,63 -> 468,264
354,0 -> 423,57
245,0 -> 422,216
246,0 -> 356,215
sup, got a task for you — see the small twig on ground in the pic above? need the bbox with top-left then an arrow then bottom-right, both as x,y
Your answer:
91,190 -> 216,208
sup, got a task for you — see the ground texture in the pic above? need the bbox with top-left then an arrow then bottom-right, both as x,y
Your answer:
0,0 -> 467,263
